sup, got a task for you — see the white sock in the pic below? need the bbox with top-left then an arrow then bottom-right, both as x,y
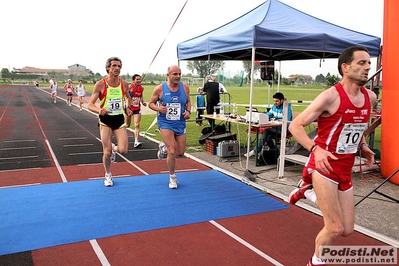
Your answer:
304,189 -> 317,203
312,254 -> 325,265
170,174 -> 176,179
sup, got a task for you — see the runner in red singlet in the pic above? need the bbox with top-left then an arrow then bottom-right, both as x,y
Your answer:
125,74 -> 147,148
64,79 -> 74,106
288,46 -> 377,266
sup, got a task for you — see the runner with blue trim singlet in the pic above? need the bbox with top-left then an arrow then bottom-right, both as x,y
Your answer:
148,65 -> 191,189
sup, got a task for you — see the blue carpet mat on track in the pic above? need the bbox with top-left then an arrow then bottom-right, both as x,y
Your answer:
0,170 -> 289,255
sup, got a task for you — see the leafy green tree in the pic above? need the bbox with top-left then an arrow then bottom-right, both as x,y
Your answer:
48,71 -> 57,77
1,68 -> 10,79
186,61 -> 225,78
315,74 -> 325,84
281,77 -> 290,85
231,73 -> 242,84
325,73 -> 340,87
1,68 -> 10,75
141,72 -> 166,84
242,61 -> 261,82
94,73 -> 103,82
122,73 -> 131,81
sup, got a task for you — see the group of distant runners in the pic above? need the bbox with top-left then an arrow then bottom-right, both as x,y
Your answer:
46,76 -> 86,110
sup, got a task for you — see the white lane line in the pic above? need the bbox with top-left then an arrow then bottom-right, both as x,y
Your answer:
63,144 -> 94,147
45,139 -> 67,183
89,240 -> 111,266
68,152 -> 103,156
0,147 -> 36,151
58,137 -> 88,141
4,139 -> 36,143
0,155 -> 38,160
209,220 -> 284,266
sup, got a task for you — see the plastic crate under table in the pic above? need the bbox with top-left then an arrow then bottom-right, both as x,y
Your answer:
206,139 -> 218,155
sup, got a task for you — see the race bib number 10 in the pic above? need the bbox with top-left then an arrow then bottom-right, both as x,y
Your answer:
336,123 -> 367,154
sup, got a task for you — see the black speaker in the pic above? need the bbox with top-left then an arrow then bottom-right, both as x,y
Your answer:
259,148 -> 279,165
260,61 -> 274,81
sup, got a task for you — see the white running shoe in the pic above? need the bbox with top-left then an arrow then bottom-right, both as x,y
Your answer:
244,150 -> 255,158
110,143 -> 116,163
169,175 -> 178,189
134,141 -> 142,148
104,173 -> 113,187
157,142 -> 167,159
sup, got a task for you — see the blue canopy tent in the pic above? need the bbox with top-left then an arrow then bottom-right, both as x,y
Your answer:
177,0 -> 381,61
177,0 -> 381,175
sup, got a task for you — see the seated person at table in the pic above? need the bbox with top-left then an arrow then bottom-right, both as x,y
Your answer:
245,92 -> 293,157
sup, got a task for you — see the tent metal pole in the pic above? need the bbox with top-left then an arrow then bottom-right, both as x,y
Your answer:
277,61 -> 281,92
245,48 -> 256,173
278,99 -> 289,178
268,80 -> 271,108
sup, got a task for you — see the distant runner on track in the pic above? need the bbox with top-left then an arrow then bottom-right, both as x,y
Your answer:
49,76 -> 58,104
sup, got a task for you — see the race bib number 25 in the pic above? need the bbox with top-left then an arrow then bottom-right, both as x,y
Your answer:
166,103 -> 181,120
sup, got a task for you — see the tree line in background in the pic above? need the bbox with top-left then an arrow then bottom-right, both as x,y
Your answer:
1,60 -> 340,87
185,60 -> 340,87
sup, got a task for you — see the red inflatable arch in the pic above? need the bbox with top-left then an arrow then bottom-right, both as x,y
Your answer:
381,0 -> 399,184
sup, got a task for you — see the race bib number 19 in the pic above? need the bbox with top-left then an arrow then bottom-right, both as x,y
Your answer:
107,98 -> 122,114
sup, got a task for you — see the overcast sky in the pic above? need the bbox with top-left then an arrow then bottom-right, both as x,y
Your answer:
0,0 -> 383,79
